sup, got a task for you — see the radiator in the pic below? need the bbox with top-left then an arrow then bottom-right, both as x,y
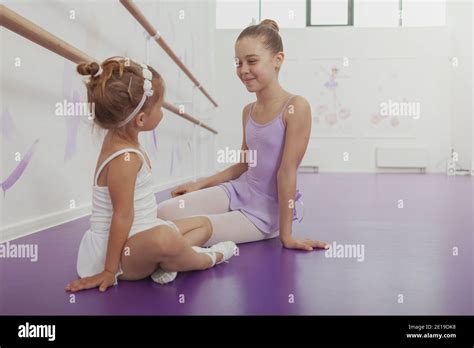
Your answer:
376,148 -> 429,171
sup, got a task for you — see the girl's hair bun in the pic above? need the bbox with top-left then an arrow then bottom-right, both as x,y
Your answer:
77,62 -> 101,77
259,19 -> 279,32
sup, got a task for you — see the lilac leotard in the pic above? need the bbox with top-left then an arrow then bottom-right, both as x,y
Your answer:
219,95 -> 299,234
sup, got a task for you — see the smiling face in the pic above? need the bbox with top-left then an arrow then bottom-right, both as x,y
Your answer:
234,37 -> 284,93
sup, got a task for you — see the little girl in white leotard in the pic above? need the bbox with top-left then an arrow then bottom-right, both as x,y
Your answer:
65,57 -> 236,293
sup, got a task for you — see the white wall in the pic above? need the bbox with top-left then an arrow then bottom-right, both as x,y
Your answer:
448,0 -> 473,173
1,0 -> 471,243
0,0 -> 218,242
214,0 -> 472,173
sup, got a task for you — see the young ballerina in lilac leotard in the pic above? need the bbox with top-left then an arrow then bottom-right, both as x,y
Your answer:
157,20 -> 328,257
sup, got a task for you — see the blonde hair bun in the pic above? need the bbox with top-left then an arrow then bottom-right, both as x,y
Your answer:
77,62 -> 101,77
259,19 -> 279,32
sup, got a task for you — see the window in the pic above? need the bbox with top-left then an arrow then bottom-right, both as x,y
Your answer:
216,0 -> 260,29
354,0 -> 400,27
216,0 -> 446,29
215,0 -> 310,29
308,0 -> 352,26
261,0 -> 306,28
402,0 -> 446,27
353,0 -> 446,27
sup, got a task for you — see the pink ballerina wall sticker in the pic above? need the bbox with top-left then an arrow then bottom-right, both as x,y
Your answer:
1,139 -> 40,198
314,66 -> 351,127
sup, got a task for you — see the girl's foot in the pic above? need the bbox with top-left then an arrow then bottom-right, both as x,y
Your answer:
151,267 -> 177,284
192,241 -> 238,267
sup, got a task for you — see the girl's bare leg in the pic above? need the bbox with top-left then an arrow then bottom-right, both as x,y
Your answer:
119,224 -> 221,281
171,216 -> 213,247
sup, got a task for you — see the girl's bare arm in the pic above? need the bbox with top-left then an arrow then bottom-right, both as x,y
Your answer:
103,152 -> 142,275
172,104 -> 251,196
277,96 -> 327,250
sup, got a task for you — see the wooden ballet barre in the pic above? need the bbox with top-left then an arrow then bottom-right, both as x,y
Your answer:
163,101 -> 217,134
0,4 -> 217,135
0,5 -> 95,64
119,0 -> 219,108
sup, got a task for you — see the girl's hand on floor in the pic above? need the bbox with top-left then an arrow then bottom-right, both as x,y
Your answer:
282,236 -> 329,251
171,181 -> 201,197
65,271 -> 116,293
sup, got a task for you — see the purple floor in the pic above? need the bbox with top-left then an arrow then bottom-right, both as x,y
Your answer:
1,173 -> 472,315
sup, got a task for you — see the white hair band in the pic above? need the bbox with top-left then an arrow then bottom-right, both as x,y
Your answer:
116,62 -> 154,128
